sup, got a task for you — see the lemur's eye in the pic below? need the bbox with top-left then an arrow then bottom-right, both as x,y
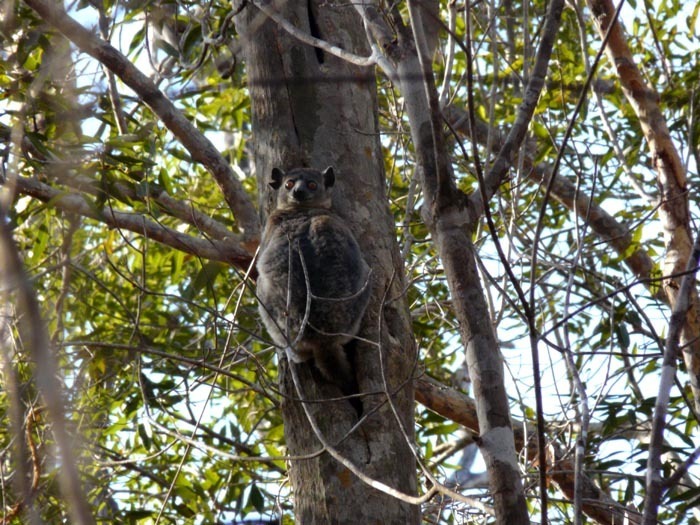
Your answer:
284,180 -> 295,190
307,181 -> 318,190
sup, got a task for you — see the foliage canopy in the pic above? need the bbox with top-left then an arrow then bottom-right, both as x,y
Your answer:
1,0 -> 699,523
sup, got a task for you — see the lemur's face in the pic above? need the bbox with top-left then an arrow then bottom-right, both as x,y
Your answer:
282,173 -> 323,204
270,168 -> 335,210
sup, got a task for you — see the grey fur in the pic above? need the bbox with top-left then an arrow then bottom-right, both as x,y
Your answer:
256,167 -> 371,393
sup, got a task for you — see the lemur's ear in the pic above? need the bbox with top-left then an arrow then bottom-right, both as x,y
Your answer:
270,168 -> 285,189
322,167 -> 335,188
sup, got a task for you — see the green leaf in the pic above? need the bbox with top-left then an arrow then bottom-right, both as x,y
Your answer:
128,26 -> 146,56
158,167 -> 174,194
248,484 -> 265,513
183,261 -> 224,300
615,323 -> 630,349
137,423 -> 152,451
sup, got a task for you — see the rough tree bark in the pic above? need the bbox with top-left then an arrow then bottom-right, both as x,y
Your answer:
237,2 -> 419,523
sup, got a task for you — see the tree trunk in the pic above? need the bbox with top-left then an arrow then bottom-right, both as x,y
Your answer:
238,2 -> 420,523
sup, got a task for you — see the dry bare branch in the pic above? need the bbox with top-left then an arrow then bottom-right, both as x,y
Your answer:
467,0 -> 566,221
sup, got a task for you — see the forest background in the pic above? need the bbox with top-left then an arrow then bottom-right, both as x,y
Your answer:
1,0 -> 700,523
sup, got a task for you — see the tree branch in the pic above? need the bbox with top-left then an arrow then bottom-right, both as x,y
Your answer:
22,0 -> 261,246
414,375 -> 643,525
643,230 -> 700,525
587,0 -> 700,413
467,0 -> 565,219
444,105 -> 663,301
355,1 -> 530,521
0,210 -> 95,525
16,177 -> 254,271
46,167 -> 238,243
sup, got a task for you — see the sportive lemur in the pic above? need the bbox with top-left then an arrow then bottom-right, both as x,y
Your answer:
256,167 -> 371,395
